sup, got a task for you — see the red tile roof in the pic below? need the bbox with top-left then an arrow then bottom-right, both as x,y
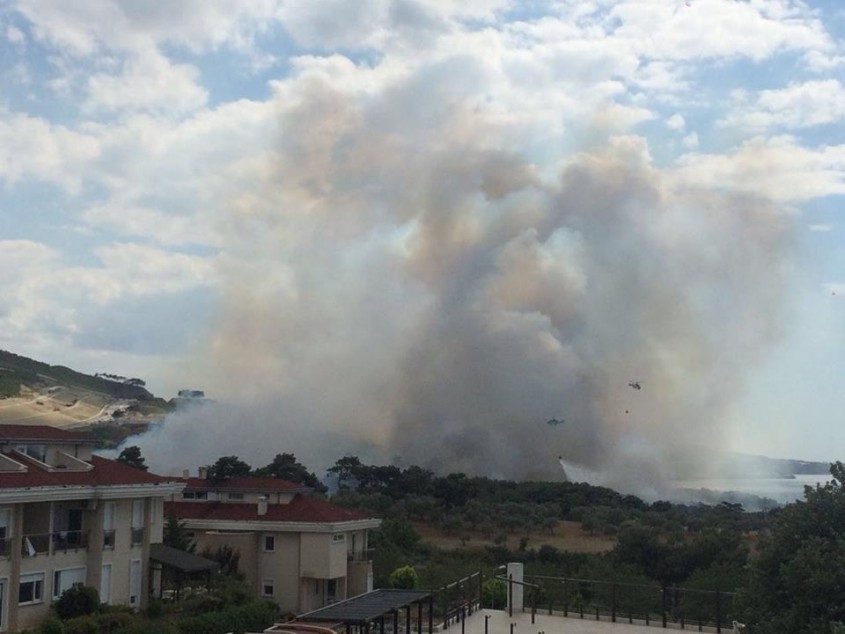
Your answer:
0,425 -> 93,443
0,454 -> 181,489
182,476 -> 307,492
165,494 -> 376,524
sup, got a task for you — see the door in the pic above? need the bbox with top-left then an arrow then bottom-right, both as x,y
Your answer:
0,579 -> 5,631
100,564 -> 111,604
129,560 -> 141,607
67,509 -> 83,547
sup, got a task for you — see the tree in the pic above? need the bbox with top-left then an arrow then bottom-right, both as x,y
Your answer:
738,462 -> 845,633
208,456 -> 251,482
54,584 -> 100,620
164,514 -> 196,553
116,446 -> 148,471
389,565 -> 419,589
328,456 -> 363,489
254,453 -> 327,493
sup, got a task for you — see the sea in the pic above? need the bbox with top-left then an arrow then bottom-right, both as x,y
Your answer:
673,474 -> 833,505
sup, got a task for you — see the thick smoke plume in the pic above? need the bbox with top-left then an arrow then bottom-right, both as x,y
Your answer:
139,73 -> 794,495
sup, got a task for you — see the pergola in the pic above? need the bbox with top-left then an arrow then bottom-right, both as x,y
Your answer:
296,589 -> 434,634
149,543 -> 220,600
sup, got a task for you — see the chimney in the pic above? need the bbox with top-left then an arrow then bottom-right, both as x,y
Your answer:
198,465 -> 209,480
258,495 -> 268,516
182,469 -> 190,479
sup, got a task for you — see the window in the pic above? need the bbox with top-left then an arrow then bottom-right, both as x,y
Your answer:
228,493 -> 244,501
131,500 -> 144,528
327,579 -> 337,597
17,445 -> 47,462
129,560 -> 141,606
53,567 -> 86,599
263,535 -> 275,552
183,492 -> 196,499
262,579 -> 274,597
19,573 -> 44,604
332,534 -> 345,543
100,564 -> 112,604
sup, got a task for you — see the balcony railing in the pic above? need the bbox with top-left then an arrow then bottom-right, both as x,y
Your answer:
347,548 -> 374,562
52,530 -> 88,552
131,527 -> 144,546
0,538 -> 11,558
22,531 -> 89,557
103,529 -> 116,550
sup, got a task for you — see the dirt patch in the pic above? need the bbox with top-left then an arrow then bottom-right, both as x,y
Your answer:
413,520 -> 616,554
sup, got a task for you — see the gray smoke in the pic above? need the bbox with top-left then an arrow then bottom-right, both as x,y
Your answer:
138,76 -> 795,495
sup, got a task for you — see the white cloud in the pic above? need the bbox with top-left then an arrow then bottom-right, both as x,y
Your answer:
681,132 -> 699,149
0,113 -> 100,192
809,224 -> 832,232
674,136 -> 845,203
84,49 -> 208,115
667,113 -> 685,130
720,80 -> 845,130
5,25 -> 25,44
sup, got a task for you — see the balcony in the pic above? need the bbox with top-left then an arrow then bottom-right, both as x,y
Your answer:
0,538 -> 11,559
22,531 -> 89,557
347,548 -> 374,562
103,529 -> 116,550
131,527 -> 144,546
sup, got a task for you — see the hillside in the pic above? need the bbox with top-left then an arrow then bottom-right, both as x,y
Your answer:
0,350 -> 172,431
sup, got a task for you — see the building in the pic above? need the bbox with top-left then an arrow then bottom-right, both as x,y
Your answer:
0,425 -> 185,631
166,472 -> 381,614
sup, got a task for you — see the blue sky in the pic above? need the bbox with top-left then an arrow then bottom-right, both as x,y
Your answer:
0,0 -> 843,473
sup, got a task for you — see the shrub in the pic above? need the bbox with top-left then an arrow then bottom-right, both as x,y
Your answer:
54,584 -> 100,620
62,615 -> 97,634
94,610 -> 136,632
38,617 -> 64,634
389,565 -> 419,590
175,599 -> 278,634
481,579 -> 507,609
145,599 -> 164,619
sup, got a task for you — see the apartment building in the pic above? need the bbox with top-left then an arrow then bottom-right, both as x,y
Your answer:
166,473 -> 381,614
0,425 -> 184,632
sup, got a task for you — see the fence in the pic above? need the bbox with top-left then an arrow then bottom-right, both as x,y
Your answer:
522,574 -> 737,633
434,571 -> 483,629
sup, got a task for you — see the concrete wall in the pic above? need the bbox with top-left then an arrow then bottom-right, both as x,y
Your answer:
300,533 -> 347,580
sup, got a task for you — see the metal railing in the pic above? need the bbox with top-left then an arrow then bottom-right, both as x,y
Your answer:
131,527 -> 144,545
435,571 -> 483,628
103,529 -> 116,549
347,548 -> 375,562
22,531 -> 89,556
522,574 -> 738,633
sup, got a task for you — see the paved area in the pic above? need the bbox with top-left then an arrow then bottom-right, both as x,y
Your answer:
444,609 -> 725,634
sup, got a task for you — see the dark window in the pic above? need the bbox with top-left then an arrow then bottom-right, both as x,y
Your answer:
264,535 -> 275,551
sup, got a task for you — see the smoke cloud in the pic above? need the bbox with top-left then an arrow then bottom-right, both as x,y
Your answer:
138,69 -> 795,495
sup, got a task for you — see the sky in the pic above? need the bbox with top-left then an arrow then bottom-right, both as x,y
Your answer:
0,0 -> 843,477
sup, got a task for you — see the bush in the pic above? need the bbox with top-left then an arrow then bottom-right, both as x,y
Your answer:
145,599 -> 164,619
62,615 -> 97,634
389,565 -> 419,590
54,584 -> 100,620
94,610 -> 136,632
481,579 -> 507,609
175,599 -> 278,634
38,617 -> 64,634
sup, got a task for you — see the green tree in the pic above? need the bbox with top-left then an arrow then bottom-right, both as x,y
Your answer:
208,456 -> 251,482
389,566 -> 419,589
328,456 -> 363,489
116,446 -> 148,471
54,584 -> 100,620
739,462 -> 845,633
163,514 -> 196,553
254,453 -> 327,493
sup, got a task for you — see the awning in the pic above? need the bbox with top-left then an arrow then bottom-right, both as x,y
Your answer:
149,543 -> 220,574
297,589 -> 432,626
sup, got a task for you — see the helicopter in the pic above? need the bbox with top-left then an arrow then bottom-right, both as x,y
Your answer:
628,381 -> 642,390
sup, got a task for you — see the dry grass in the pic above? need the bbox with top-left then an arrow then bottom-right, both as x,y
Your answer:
413,520 -> 616,554
0,386 -> 111,427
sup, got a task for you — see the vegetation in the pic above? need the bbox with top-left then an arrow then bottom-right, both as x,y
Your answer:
164,514 -> 196,553
389,565 -> 420,589
208,456 -> 251,482
253,452 -> 327,492
0,370 -> 21,398
117,446 -> 148,471
54,584 -> 101,620
0,349 -> 152,399
738,462 -> 845,633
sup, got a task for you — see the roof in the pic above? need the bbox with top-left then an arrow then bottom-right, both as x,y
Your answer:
0,425 -> 93,444
297,589 -> 432,624
0,454 -> 182,489
165,494 -> 376,524
150,543 -> 220,573
183,476 -> 308,493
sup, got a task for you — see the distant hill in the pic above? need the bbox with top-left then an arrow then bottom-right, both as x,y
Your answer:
0,350 -> 152,399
